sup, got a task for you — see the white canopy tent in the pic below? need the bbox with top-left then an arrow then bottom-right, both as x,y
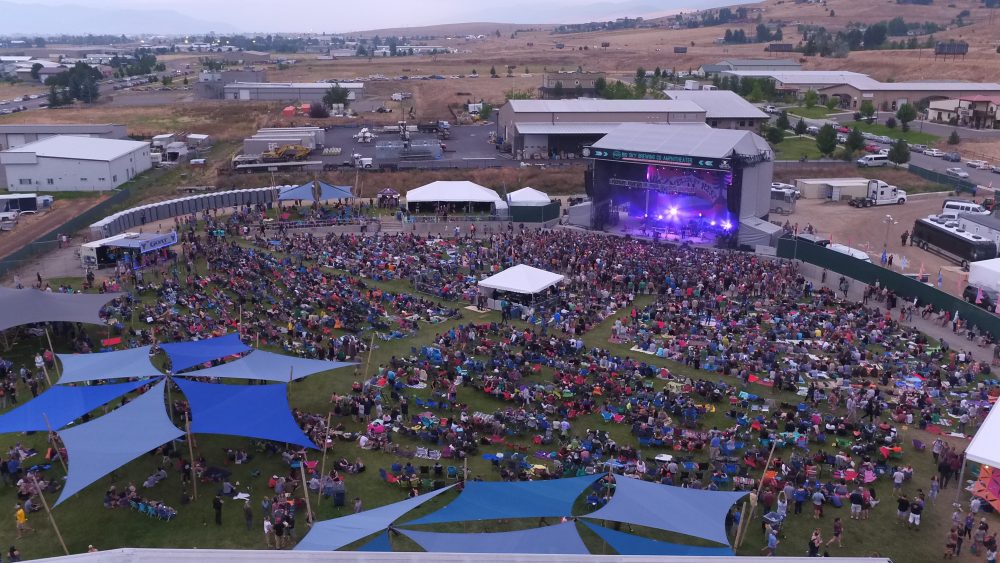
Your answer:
406,181 -> 503,205
966,401 -> 1000,466
478,264 -> 565,295
508,187 -> 551,206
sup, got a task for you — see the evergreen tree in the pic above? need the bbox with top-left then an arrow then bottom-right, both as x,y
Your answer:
795,118 -> 807,135
816,124 -> 838,156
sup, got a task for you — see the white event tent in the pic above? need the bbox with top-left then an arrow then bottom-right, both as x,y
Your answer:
478,264 -> 565,295
507,187 -> 551,206
406,181 -> 503,206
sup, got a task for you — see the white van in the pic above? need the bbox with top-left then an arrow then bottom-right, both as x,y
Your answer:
857,154 -> 889,167
828,243 -> 872,263
942,200 -> 990,217
806,125 -> 820,135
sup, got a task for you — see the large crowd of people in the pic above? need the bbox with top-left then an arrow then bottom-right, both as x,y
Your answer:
3,203 -> 1000,559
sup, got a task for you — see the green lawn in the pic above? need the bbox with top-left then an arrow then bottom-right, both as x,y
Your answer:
787,106 -> 839,119
773,135 -> 824,161
0,232 -> 985,561
847,121 -> 939,145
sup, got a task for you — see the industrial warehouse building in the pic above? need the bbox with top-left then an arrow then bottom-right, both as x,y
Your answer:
721,70 -> 1000,111
0,135 -> 151,192
663,90 -> 769,130
496,99 -> 707,160
0,123 -> 128,151
222,82 -> 364,103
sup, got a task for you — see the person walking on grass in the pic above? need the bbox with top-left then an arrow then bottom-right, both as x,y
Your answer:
14,504 -> 32,539
244,501 -> 253,531
908,495 -> 923,529
896,494 -> 910,525
808,528 -> 823,557
761,527 -> 778,556
826,517 -> 844,548
213,495 -> 223,526
263,517 -> 274,549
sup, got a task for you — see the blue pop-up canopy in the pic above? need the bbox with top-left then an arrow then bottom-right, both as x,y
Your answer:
55,380 -> 182,506
161,333 -> 251,372
279,182 -> 353,202
56,345 -> 162,384
179,350 -> 354,382
401,521 -> 589,555
175,378 -> 315,448
295,485 -> 455,551
404,474 -> 600,525
584,476 -> 746,545
582,520 -> 735,556
0,380 -> 148,434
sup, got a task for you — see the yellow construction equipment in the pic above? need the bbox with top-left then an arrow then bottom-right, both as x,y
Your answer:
261,145 -> 311,162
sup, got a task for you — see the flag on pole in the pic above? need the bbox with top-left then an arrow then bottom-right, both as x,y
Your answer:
919,261 -> 925,279
899,255 -> 909,271
937,270 -> 943,287
976,286 -> 984,304
995,299 -> 1000,315
881,248 -> 888,265
957,274 -> 964,294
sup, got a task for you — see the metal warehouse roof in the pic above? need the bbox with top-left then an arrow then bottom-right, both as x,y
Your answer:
515,123 -> 622,135
1,135 -> 149,161
590,122 -> 770,159
664,90 -> 768,119
507,99 -> 704,114
724,70 -> 877,86
720,58 -> 800,67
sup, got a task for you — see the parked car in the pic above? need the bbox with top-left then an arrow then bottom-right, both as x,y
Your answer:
764,105 -> 777,113
966,159 -> 990,170
837,134 -> 848,143
864,144 -> 881,153
924,148 -> 945,157
946,167 -> 970,179
876,135 -> 892,143
943,152 -> 962,162
910,144 -> 927,152
992,164 -> 1000,174
836,126 -> 850,134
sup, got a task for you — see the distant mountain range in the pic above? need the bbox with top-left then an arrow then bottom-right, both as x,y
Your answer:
0,1 -> 236,35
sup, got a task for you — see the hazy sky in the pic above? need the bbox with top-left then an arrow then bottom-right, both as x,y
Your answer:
18,0 -> 726,33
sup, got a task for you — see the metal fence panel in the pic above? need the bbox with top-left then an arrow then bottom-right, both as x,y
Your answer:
907,164 -> 976,194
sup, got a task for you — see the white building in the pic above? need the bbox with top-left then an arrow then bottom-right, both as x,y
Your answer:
0,135 -> 151,192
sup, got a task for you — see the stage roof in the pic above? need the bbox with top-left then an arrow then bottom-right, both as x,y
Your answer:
0,287 -> 120,331
590,123 -> 770,160
478,264 -> 565,295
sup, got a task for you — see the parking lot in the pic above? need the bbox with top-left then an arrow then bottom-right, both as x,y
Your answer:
320,122 -> 510,168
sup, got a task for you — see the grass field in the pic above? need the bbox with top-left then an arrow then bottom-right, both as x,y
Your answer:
773,136 -> 824,161
787,106 -> 840,120
846,121 -> 939,146
0,226 -> 982,562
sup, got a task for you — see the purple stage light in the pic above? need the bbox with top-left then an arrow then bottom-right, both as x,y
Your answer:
721,221 -> 732,231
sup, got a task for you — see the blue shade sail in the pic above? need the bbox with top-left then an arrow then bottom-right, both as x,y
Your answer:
0,379 -> 149,433
401,521 -> 589,555
0,287 -> 121,331
583,476 -> 746,545
178,350 -> 354,382
357,532 -> 392,552
404,474 -> 600,525
279,182 -> 353,202
295,485 -> 455,551
160,333 -> 251,372
56,345 -> 162,384
174,378 -> 315,449
55,380 -> 182,506
582,520 -> 735,556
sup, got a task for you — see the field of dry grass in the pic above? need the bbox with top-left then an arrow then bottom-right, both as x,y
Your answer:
0,101 -> 282,140
0,81 -> 45,101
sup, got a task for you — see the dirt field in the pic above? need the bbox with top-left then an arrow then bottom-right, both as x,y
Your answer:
0,195 -> 106,262
787,194 -> 975,297
773,164 -> 948,194
0,101 -> 281,140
